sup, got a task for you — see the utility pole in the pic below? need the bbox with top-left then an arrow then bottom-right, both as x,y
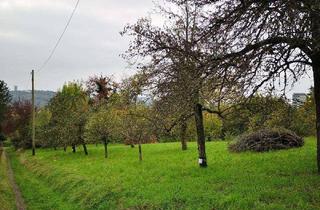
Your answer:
31,70 -> 35,156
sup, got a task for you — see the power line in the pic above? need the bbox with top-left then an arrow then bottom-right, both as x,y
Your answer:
37,0 -> 80,73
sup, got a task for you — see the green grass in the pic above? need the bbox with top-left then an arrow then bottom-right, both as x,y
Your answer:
0,149 -> 16,210
8,149 -> 77,210
8,137 -> 320,210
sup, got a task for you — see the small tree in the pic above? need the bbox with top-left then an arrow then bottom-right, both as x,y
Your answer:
48,82 -> 89,154
3,100 -> 32,149
121,104 -> 152,161
293,88 -> 316,136
85,108 -> 119,158
35,108 -> 54,148
0,80 -> 11,142
48,94 -> 69,151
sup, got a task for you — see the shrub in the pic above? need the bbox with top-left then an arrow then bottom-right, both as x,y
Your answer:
0,133 -> 5,142
2,140 -> 12,147
229,128 -> 304,152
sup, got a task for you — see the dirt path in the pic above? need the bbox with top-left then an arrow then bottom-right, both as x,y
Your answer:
3,149 -> 27,210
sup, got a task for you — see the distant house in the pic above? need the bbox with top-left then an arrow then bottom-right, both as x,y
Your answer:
292,93 -> 307,106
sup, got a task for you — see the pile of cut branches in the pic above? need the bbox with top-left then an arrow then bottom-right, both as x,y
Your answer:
229,128 -> 304,152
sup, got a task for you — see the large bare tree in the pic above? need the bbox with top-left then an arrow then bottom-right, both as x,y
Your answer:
197,0 -> 320,172
122,0 -> 243,167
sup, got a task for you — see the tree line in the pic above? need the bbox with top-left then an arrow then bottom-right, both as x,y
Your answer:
0,77 -> 315,163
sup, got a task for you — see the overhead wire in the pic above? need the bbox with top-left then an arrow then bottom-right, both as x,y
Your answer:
37,0 -> 80,74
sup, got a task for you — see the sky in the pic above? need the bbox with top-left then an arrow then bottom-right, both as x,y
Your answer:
0,0 -> 314,97
0,0 -> 155,91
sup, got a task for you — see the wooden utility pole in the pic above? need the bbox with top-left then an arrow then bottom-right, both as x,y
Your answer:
31,70 -> 35,156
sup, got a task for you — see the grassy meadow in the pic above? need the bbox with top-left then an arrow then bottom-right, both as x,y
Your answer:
5,137 -> 320,210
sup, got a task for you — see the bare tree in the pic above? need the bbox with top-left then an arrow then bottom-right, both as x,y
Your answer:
197,0 -> 320,172
122,0 -> 243,167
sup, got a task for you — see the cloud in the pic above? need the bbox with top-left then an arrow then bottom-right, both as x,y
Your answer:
0,0 -> 155,91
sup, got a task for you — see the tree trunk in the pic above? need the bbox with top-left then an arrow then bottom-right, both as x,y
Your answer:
138,143 -> 142,161
72,145 -> 76,153
63,146 -> 66,152
312,53 -> 320,173
82,144 -> 88,155
194,103 -> 207,167
220,119 -> 226,140
313,63 -> 320,173
180,120 -> 188,150
103,138 -> 108,158
311,10 -> 320,173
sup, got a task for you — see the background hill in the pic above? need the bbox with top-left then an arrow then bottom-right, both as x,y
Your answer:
9,90 -> 56,107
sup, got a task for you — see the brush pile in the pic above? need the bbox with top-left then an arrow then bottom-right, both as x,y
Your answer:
229,128 -> 304,152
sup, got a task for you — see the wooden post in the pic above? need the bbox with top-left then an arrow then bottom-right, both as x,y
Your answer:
138,143 -> 142,161
104,139 -> 108,158
31,70 -> 36,156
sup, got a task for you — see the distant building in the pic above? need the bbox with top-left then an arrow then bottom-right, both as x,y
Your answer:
292,93 -> 307,106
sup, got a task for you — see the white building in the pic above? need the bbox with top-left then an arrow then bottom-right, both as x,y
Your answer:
292,93 -> 307,106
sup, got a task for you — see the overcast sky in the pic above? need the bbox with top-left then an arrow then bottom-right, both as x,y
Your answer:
0,0 -> 314,96
0,0 -> 155,91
